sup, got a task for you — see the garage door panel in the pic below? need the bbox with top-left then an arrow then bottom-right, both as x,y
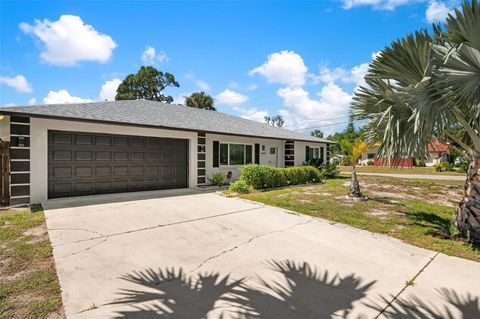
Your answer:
75,134 -> 93,145
48,130 -> 188,198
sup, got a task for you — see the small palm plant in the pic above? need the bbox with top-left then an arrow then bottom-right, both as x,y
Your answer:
352,0 -> 480,242
340,139 -> 369,198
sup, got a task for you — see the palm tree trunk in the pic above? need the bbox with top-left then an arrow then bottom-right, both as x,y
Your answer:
349,165 -> 362,197
454,153 -> 480,243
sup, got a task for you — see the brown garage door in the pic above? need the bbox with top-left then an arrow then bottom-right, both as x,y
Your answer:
48,130 -> 188,198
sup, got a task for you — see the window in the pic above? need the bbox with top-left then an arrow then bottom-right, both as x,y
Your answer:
367,153 -> 375,159
219,143 -> 254,166
270,147 -> 276,155
309,147 -> 320,159
220,143 -> 228,165
230,144 -> 245,165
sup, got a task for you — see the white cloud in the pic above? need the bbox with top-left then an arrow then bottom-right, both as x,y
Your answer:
185,71 -> 210,91
234,107 -> 268,123
0,75 -> 32,93
99,78 -> 121,101
277,84 -> 353,135
173,92 -> 190,105
20,15 -> 116,66
141,46 -> 169,65
314,62 -> 369,87
342,0 -> 418,11
43,89 -> 92,104
28,98 -> 36,105
425,1 -> 453,23
215,89 -> 249,107
247,84 -> 258,91
249,50 -> 308,87
1,103 -> 17,107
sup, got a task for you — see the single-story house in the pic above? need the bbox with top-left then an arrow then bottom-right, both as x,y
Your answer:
359,141 -> 451,167
0,100 -> 334,205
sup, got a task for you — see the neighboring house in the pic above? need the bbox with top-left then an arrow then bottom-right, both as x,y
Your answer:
425,141 -> 450,166
359,141 -> 450,167
0,100 -> 334,205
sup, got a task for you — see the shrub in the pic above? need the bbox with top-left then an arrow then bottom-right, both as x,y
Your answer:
416,159 -> 426,167
456,161 -> 469,173
366,160 -> 374,166
210,172 -> 228,186
228,179 -> 253,193
240,164 -> 323,190
304,160 -> 339,179
433,162 -> 454,172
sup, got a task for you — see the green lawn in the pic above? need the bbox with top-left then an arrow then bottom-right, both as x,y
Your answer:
0,206 -> 64,319
339,165 -> 465,176
240,176 -> 479,262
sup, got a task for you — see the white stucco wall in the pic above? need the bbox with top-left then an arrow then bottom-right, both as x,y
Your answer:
30,118 -> 198,203
204,133 -> 285,181
294,141 -> 328,166
0,116 -> 10,141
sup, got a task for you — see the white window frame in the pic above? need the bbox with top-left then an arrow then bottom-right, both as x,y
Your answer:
219,142 -> 254,166
310,147 -> 321,159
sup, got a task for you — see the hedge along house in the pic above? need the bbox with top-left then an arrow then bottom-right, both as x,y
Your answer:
0,100 -> 334,205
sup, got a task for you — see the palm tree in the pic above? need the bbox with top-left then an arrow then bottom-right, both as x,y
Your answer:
352,0 -> 480,242
185,91 -> 216,111
340,139 -> 369,198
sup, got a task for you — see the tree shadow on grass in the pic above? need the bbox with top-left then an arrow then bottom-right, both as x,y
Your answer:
404,211 -> 455,239
109,260 -> 375,318
366,288 -> 480,319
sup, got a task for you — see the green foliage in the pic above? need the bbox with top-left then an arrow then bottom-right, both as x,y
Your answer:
115,66 -> 179,102
185,91 -> 216,111
264,115 -> 285,127
304,160 -> 340,178
415,159 -> 426,167
210,172 -> 228,186
310,129 -> 324,138
352,1 -> 480,161
229,179 -> 253,194
239,164 -> 323,190
366,160 -> 374,166
457,161 -> 469,173
339,139 -> 369,166
433,162 -> 455,172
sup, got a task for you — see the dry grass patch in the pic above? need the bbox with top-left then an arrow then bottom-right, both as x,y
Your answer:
241,176 -> 479,262
0,206 -> 64,319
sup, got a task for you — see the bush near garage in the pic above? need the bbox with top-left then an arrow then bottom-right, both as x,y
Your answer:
239,164 -> 324,190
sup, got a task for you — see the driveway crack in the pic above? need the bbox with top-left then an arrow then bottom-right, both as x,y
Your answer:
189,219 -> 314,273
52,206 -> 264,247
373,252 -> 439,318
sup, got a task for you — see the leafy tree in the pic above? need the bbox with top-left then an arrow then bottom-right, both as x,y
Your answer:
310,129 -> 324,138
265,115 -> 285,127
352,1 -> 480,242
185,91 -> 216,111
115,66 -> 179,102
340,139 -> 369,198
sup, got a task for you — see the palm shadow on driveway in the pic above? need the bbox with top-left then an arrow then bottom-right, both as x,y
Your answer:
108,259 -> 375,318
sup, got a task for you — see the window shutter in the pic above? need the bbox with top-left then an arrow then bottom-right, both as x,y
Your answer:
320,147 -> 325,163
305,146 -> 310,162
254,143 -> 260,164
213,141 -> 219,167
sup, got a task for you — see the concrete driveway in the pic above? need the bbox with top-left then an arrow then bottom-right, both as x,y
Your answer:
44,189 -> 480,318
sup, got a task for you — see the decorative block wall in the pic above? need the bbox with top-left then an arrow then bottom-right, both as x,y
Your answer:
9,116 -> 30,205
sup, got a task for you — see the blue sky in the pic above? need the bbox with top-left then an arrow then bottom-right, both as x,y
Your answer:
0,0 -> 458,135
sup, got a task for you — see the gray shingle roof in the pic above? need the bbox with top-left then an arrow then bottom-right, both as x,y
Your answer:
0,100 -> 334,143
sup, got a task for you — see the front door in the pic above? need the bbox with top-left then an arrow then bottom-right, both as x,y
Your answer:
266,146 -> 278,167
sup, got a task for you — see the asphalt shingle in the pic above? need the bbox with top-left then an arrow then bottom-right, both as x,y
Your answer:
0,100 -> 334,143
